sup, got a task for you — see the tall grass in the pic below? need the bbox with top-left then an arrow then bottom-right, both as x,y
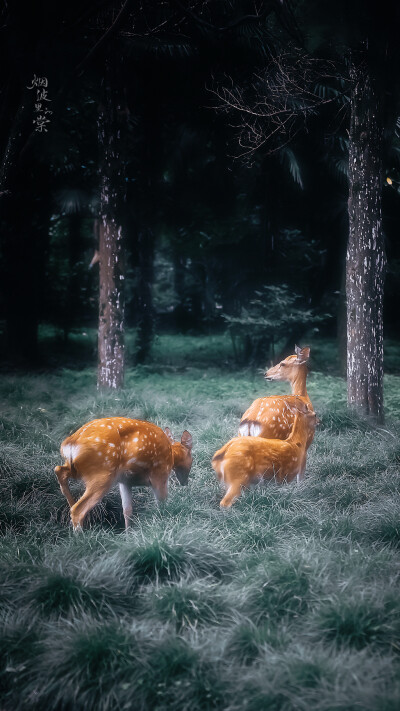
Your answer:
0,336 -> 399,709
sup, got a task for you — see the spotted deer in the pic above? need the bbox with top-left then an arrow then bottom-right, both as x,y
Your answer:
239,345 -> 314,449
55,418 -> 193,530
213,398 -> 319,508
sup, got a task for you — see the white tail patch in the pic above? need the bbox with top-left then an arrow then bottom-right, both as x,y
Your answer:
249,423 -> 262,437
61,443 -> 81,465
238,423 -> 250,437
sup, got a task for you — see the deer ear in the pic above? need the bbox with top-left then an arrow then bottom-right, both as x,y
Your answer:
164,427 -> 174,443
181,430 -> 193,450
295,345 -> 310,363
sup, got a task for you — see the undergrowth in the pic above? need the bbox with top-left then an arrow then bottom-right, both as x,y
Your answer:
0,336 -> 399,710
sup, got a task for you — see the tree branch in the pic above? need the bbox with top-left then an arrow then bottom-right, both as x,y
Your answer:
75,0 -> 132,76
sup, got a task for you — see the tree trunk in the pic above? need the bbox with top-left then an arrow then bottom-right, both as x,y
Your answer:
346,55 -> 386,421
64,213 -> 81,341
1,160 -> 50,364
2,194 -> 39,361
135,227 -> 154,364
97,60 -> 125,389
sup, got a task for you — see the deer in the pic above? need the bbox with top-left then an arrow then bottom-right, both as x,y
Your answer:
54,417 -> 193,530
212,398 -> 319,508
238,345 -> 314,456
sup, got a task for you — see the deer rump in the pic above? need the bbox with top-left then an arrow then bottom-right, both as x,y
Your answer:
60,418 -> 173,484
212,436 -> 301,487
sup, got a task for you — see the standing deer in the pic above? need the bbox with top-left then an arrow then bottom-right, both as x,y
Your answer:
213,398 -> 319,508
55,418 -> 193,530
239,345 -> 314,451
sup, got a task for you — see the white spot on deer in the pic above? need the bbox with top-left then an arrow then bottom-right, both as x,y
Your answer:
97,452 -> 102,457
109,442 -> 115,448
133,437 -> 138,442
107,425 -> 112,429
95,437 -> 100,442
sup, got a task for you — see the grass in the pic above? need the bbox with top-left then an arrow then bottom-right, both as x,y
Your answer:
0,334 -> 400,709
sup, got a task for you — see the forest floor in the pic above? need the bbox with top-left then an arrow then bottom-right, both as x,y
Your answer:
0,335 -> 400,710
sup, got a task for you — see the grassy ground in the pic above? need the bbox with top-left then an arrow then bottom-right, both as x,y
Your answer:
0,336 -> 399,710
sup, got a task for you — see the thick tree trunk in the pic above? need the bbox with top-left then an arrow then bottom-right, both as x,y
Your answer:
97,61 -> 125,389
346,56 -> 386,421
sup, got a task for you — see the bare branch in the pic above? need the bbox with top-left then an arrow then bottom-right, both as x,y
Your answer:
76,0 -> 133,77
211,47 -> 348,160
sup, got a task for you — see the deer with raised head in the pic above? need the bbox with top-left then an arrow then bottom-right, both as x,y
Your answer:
239,345 -> 314,449
55,418 -> 193,530
213,398 -> 318,508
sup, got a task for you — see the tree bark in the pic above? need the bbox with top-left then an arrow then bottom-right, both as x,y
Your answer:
97,60 -> 125,389
346,55 -> 386,421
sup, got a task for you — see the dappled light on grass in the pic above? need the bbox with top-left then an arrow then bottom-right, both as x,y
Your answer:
0,354 -> 399,709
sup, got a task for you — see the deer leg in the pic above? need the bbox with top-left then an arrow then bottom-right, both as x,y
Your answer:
70,474 -> 112,531
296,458 -> 307,484
220,482 -> 242,508
119,482 -> 133,530
55,465 -> 76,508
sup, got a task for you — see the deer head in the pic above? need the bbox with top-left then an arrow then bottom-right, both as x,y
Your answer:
164,428 -> 193,485
264,345 -> 310,382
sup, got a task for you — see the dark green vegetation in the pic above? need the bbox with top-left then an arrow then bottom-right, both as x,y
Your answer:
1,336 -> 400,710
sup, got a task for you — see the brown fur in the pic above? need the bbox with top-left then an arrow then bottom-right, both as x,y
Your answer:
238,346 -> 314,451
55,417 -> 193,530
213,398 -> 318,507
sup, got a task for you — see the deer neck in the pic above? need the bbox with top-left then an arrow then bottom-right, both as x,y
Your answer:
290,366 -> 308,398
287,413 -> 308,449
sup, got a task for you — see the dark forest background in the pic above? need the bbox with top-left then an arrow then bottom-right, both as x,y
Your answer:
0,0 -> 399,381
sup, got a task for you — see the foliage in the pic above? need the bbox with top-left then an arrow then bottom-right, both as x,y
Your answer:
0,335 -> 399,709
223,284 -> 330,364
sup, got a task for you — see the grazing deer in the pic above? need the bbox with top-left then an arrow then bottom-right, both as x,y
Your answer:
212,399 -> 318,508
55,418 -> 193,530
239,345 -> 314,447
